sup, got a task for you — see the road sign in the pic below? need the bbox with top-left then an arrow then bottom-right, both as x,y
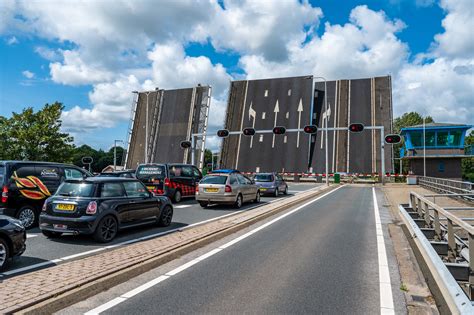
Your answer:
180,141 -> 192,149
82,156 -> 93,164
349,123 -> 364,133
217,129 -> 230,138
384,134 -> 401,144
273,126 -> 286,135
243,128 -> 256,136
303,125 -> 318,134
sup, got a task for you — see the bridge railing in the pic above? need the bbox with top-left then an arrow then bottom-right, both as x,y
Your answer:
409,191 -> 474,300
418,176 -> 474,202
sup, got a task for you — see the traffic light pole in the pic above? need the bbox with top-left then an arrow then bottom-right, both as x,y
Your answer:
191,125 -> 388,184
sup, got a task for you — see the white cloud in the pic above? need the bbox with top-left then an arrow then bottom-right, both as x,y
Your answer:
22,70 -> 34,79
34,46 -> 62,61
208,0 -> 322,61
6,36 -> 18,45
433,0 -> 474,59
61,75 -> 141,132
50,50 -> 114,85
240,5 -> 408,80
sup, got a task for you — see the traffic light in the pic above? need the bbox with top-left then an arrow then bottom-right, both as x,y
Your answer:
348,123 -> 364,133
384,134 -> 401,144
303,125 -> 318,134
180,141 -> 192,149
217,129 -> 230,138
243,128 -> 256,136
273,126 -> 286,135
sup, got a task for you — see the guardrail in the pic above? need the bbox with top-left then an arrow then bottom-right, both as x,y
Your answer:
418,176 -> 474,202
408,191 -> 474,306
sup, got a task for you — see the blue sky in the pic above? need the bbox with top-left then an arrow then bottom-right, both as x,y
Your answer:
0,0 -> 472,151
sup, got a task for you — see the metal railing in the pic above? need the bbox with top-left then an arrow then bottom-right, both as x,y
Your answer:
409,191 -> 474,300
419,176 -> 474,202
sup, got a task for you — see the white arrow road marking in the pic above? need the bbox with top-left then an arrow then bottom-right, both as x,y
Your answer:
320,106 -> 331,149
296,98 -> 303,148
249,102 -> 256,148
272,100 -> 279,148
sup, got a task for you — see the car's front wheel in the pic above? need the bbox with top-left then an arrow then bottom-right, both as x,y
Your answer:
198,201 -> 208,208
158,206 -> 173,227
283,185 -> 288,195
17,206 -> 37,229
93,215 -> 118,243
41,230 -> 62,238
0,237 -> 10,271
274,188 -> 279,197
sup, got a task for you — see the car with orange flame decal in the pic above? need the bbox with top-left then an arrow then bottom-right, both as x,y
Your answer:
0,161 -> 92,229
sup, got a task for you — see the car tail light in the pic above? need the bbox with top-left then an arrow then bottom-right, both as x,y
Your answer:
225,185 -> 232,193
164,178 -> 171,187
42,202 -> 47,212
1,185 -> 8,203
195,184 -> 199,193
86,201 -> 97,214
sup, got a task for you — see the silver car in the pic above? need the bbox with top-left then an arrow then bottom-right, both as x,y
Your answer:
196,172 -> 260,208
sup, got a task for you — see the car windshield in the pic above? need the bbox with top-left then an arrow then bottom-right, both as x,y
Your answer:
136,165 -> 166,181
200,175 -> 227,185
254,174 -> 274,182
56,182 -> 95,197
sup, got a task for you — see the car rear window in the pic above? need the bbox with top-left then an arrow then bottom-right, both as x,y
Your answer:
136,165 -> 166,181
200,175 -> 227,185
254,174 -> 274,182
0,165 -> 4,184
56,182 -> 95,197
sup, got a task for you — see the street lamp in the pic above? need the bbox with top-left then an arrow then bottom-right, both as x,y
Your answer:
114,140 -> 124,172
314,76 -> 329,186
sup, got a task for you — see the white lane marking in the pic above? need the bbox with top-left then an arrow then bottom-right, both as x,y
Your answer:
27,234 -> 38,239
372,187 -> 395,315
85,185 -> 344,314
1,208 -> 248,277
174,205 -> 192,209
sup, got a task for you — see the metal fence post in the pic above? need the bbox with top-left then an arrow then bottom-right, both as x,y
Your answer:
469,233 -> 474,299
447,218 -> 456,262
434,210 -> 442,241
424,202 -> 431,227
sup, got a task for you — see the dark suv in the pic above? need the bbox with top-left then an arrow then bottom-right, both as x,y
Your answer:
0,161 -> 91,229
135,164 -> 202,203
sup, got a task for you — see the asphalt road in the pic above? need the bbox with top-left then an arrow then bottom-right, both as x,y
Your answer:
67,185 -> 404,314
1,183 -> 318,278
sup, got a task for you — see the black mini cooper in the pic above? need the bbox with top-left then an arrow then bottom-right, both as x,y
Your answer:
39,177 -> 173,242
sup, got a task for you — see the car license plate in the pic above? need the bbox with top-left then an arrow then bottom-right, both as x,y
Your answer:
53,224 -> 67,230
56,204 -> 75,211
146,186 -> 155,191
205,188 -> 219,193
260,188 -> 267,191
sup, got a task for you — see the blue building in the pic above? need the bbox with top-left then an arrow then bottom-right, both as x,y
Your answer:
400,123 -> 472,178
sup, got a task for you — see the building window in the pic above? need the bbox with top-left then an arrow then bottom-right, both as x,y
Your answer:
438,161 -> 445,172
425,131 -> 435,146
410,131 -> 422,147
437,131 -> 449,146
448,130 -> 462,146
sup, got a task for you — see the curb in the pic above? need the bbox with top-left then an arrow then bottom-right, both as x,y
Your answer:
18,185 -> 338,314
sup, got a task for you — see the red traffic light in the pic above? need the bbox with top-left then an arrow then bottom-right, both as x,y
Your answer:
217,129 -> 230,138
303,125 -> 318,134
273,126 -> 286,135
180,141 -> 192,149
384,134 -> 401,144
243,128 -> 256,136
349,123 -> 364,133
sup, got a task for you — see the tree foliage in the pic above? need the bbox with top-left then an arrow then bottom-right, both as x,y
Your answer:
71,145 -> 125,173
0,102 -> 74,162
462,130 -> 474,182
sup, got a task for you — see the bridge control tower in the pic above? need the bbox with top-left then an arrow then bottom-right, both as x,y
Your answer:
400,123 -> 472,179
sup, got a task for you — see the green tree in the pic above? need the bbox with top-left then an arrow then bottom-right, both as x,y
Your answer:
393,112 -> 434,173
0,102 -> 74,162
71,145 -> 124,173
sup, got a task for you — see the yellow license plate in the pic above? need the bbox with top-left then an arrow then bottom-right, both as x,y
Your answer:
260,188 -> 267,191
56,204 -> 75,211
146,186 -> 155,191
205,188 -> 219,193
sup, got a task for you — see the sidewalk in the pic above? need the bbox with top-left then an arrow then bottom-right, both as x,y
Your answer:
0,185 -> 330,314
